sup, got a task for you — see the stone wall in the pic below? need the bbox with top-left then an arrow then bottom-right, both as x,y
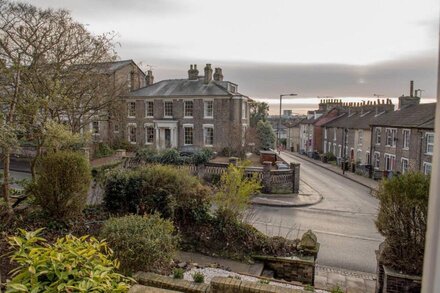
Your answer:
133,272 -> 307,293
252,255 -> 316,285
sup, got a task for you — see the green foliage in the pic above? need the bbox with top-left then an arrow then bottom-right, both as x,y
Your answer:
330,285 -> 344,293
304,284 -> 315,291
94,142 -> 115,158
100,214 -> 179,274
173,268 -> 184,279
32,151 -> 91,220
134,147 -> 213,166
43,120 -> 88,152
258,279 -> 270,284
249,101 -> 269,127
375,172 -> 430,275
214,162 -> 261,220
256,120 -> 275,150
104,165 -> 211,225
111,138 -> 139,152
192,271 -> 205,283
5,229 -> 132,292
324,152 -> 336,162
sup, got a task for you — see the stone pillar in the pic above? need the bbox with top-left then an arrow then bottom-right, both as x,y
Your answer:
197,164 -> 205,180
291,163 -> 300,194
262,161 -> 272,194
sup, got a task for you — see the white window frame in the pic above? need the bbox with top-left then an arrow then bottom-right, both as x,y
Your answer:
184,100 -> 194,118
426,132 -> 435,155
373,151 -> 380,169
401,157 -> 409,174
384,153 -> 396,171
204,100 -> 214,118
127,123 -> 137,144
91,121 -> 99,135
385,128 -> 397,147
424,162 -> 432,175
338,145 -> 342,158
366,151 -> 370,164
145,101 -> 154,118
324,128 -> 328,139
164,101 -> 173,118
203,124 -> 214,147
128,101 -> 136,118
402,129 -> 410,150
113,124 -> 119,133
333,128 -> 337,141
375,128 -> 381,145
183,123 -> 194,145
144,123 -> 154,145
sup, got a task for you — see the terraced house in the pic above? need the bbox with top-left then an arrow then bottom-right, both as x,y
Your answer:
116,64 -> 251,151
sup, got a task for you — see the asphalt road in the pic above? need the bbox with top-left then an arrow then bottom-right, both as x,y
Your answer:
251,152 -> 383,273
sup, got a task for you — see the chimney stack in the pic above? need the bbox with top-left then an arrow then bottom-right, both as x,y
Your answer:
146,70 -> 154,86
213,67 -> 224,81
204,64 -> 213,84
410,80 -> 414,97
188,64 -> 199,80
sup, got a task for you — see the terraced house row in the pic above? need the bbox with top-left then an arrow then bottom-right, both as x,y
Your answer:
295,81 -> 435,176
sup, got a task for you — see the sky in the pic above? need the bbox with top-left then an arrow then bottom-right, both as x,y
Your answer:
27,0 -> 439,113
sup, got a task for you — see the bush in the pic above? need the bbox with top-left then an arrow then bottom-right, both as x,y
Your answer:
134,147 -> 213,166
94,142 -> 114,158
256,120 -> 275,150
192,271 -> 205,283
375,172 -> 429,275
100,214 -> 179,274
6,229 -> 132,292
173,268 -> 184,279
214,162 -> 261,220
104,165 -> 211,225
32,151 -> 91,220
324,152 -> 336,162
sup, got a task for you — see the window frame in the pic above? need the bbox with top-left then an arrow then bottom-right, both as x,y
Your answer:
402,129 -> 410,149
426,132 -> 435,155
204,100 -> 214,118
401,157 -> 409,174
164,101 -> 173,118
384,153 -> 396,171
203,124 -> 214,146
127,123 -> 137,144
183,124 -> 194,145
373,151 -> 381,169
184,100 -> 194,118
145,101 -> 154,118
127,101 -> 136,118
424,162 -> 432,175
145,124 -> 154,145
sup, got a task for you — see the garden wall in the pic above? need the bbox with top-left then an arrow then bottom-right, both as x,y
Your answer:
133,272 -> 307,293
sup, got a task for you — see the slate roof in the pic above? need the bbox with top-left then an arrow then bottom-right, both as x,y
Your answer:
127,78 -> 246,98
323,110 -> 389,130
370,103 -> 436,129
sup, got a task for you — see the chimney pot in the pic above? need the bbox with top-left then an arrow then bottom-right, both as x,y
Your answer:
410,80 -> 414,97
204,63 -> 213,84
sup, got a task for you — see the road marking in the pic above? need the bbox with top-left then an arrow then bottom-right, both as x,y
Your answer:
253,220 -> 383,242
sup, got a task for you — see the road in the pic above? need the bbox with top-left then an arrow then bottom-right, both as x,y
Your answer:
251,152 -> 383,273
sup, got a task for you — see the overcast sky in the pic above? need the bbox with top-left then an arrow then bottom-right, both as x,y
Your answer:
28,0 -> 439,110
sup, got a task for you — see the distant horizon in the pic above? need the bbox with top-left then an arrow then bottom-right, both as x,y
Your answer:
258,97 -> 437,115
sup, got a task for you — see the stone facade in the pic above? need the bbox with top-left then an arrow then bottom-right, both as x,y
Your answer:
115,64 -> 251,152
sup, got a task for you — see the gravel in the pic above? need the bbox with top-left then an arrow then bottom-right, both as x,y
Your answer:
183,267 -> 328,292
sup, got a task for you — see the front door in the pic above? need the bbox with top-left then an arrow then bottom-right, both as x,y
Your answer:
165,128 -> 171,148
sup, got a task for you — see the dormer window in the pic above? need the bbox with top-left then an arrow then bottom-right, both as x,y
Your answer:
229,84 -> 237,93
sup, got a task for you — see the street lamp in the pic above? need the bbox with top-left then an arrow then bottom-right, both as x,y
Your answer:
278,93 -> 298,148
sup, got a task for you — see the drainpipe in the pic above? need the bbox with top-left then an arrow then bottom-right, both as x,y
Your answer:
421,26 -> 440,293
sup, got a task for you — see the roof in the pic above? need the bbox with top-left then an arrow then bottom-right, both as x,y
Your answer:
300,117 -> 318,124
127,78 -> 247,98
73,59 -> 145,76
323,110 -> 384,130
370,103 -> 436,129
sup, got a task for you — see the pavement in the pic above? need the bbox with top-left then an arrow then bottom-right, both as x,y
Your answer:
283,152 -> 379,193
251,179 -> 323,207
177,251 -> 376,293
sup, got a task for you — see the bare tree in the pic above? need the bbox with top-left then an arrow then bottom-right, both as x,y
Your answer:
0,1 -> 122,194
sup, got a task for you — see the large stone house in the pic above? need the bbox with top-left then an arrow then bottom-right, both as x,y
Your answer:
85,59 -> 148,143
370,101 -> 435,175
115,64 -> 251,152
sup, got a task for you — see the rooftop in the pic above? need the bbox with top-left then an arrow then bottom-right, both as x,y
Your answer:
370,103 -> 436,129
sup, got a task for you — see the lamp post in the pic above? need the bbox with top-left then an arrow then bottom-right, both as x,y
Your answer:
278,93 -> 298,148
